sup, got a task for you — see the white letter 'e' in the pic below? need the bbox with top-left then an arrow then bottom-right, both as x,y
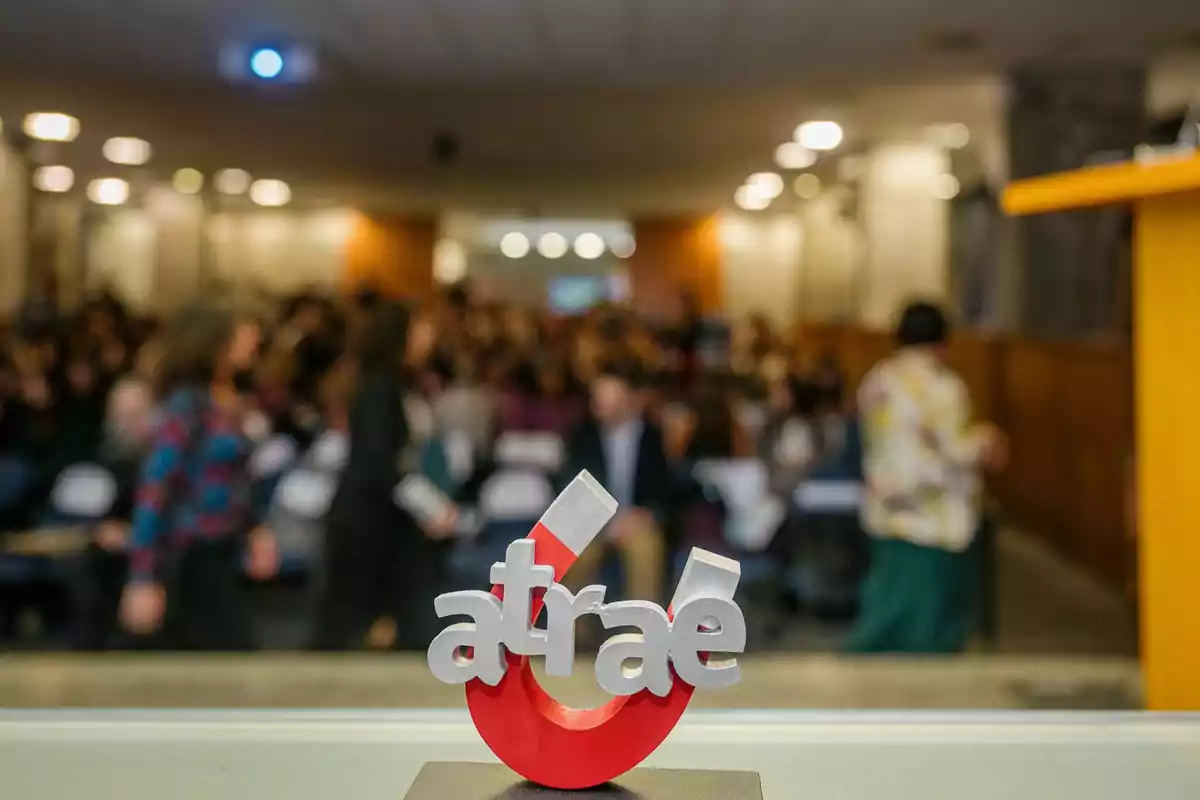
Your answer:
669,596 -> 746,690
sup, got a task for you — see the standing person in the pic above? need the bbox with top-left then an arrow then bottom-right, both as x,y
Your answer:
846,301 -> 1007,653
311,303 -> 456,650
118,302 -> 278,650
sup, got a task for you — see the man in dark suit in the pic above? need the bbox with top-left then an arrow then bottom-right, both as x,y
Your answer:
560,360 -> 670,604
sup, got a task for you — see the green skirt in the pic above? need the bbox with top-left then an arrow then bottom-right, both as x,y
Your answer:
845,537 -> 977,654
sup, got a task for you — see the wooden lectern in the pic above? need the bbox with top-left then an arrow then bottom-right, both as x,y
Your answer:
1004,155 -> 1200,711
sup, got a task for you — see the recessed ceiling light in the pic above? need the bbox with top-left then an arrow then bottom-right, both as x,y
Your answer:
931,174 -> 960,200
87,178 -> 129,206
734,184 -> 771,211
574,232 -> 606,260
33,165 -> 74,193
249,178 -> 291,206
500,232 -> 530,259
537,232 -> 568,259
173,168 -> 205,194
215,168 -> 252,195
102,137 -> 152,166
793,173 -> 821,199
795,120 -> 843,151
609,233 -> 636,259
775,142 -> 817,170
24,112 -> 80,142
250,47 -> 285,80
747,172 -> 784,200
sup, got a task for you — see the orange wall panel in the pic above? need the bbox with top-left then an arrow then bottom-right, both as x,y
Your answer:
343,212 -> 436,299
629,216 -> 722,315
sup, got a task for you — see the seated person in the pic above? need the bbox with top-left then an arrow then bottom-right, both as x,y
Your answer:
498,359 -> 580,435
559,360 -> 670,605
70,378 -> 155,650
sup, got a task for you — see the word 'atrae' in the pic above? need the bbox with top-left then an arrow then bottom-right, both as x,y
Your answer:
426,470 -> 746,790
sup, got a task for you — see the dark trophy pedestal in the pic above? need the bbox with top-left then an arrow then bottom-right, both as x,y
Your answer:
405,762 -> 763,799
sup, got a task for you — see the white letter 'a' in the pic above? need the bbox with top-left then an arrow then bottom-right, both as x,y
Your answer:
427,591 -> 507,686
594,601 -> 672,697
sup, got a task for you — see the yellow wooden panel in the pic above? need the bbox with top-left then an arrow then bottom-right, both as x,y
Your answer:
1004,156 -> 1200,216
1135,190 -> 1200,710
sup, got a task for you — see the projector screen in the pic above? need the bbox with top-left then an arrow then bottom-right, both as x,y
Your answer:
547,276 -> 608,315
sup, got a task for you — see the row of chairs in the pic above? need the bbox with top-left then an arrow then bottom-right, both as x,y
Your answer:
0,425 -> 871,635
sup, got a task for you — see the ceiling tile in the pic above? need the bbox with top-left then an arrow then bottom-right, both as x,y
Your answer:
629,0 -> 733,75
433,0 -> 545,75
534,0 -> 628,78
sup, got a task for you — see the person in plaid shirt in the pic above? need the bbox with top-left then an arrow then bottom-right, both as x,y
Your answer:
120,302 -> 277,649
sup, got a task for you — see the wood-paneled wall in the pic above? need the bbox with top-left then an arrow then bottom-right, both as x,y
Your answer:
629,216 -> 722,316
342,213 -> 436,299
797,324 -> 1134,587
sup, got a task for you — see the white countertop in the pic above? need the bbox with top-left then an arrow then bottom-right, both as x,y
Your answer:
2,710 -> 1197,799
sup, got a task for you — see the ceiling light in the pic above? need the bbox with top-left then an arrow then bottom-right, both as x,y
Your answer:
926,123 -> 970,150
795,120 -> 843,151
574,232 -> 605,260
87,178 -> 129,206
793,173 -> 821,199
734,184 -> 771,211
23,112 -> 80,142
173,168 -> 205,194
747,172 -> 784,200
250,47 -> 285,80
609,233 -> 636,259
249,178 -> 291,206
774,142 -> 817,170
102,137 -> 152,166
932,174 -> 961,200
500,232 -> 530,259
33,165 -> 74,193
538,232 -> 568,259
215,168 -> 252,195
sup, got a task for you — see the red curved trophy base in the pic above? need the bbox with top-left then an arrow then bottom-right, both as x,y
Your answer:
464,523 -> 694,790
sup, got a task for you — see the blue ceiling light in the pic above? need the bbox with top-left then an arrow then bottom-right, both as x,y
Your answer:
249,47 -> 284,79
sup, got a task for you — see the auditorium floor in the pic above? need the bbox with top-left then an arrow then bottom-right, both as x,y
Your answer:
0,652 -> 1141,710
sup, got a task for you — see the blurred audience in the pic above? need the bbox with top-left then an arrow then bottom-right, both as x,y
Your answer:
0,281 -> 1002,654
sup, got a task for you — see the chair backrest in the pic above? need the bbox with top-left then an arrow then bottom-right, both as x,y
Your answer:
250,434 -> 299,479
692,459 -> 769,511
273,468 -> 338,519
478,469 -> 555,522
50,463 -> 118,520
307,429 -> 349,473
493,431 -> 564,472
793,480 -> 863,515
692,458 -> 783,551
